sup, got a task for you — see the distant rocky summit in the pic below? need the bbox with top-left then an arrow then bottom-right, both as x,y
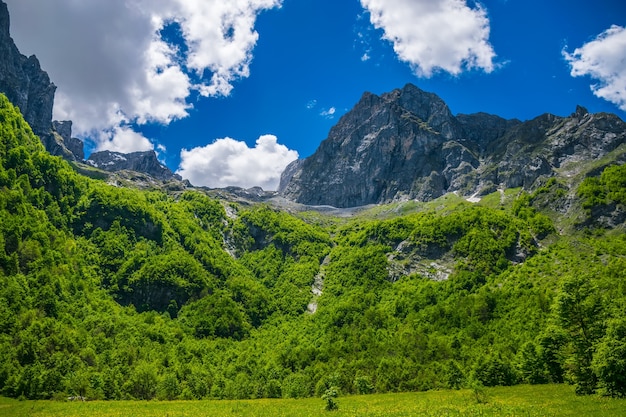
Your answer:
87,150 -> 181,181
279,83 -> 626,208
0,0 -> 84,161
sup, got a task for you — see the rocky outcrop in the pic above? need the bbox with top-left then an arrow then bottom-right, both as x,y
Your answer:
0,1 -> 83,161
87,150 -> 180,181
0,1 -> 54,137
279,84 -> 626,208
43,120 -> 85,161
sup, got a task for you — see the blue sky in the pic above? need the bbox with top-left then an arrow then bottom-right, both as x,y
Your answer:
5,0 -> 626,189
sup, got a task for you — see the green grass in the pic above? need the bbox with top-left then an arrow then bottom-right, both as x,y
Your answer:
356,192 -> 470,220
2,385 -> 625,417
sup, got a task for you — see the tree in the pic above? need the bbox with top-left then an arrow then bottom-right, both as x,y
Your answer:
554,274 -> 604,394
158,372 -> 181,400
472,355 -> 517,387
593,318 -> 626,397
536,326 -> 568,383
516,341 -> 548,384
444,360 -> 465,389
125,362 -> 159,400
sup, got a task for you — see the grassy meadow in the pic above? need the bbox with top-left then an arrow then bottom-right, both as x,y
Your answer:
1,385 -> 625,417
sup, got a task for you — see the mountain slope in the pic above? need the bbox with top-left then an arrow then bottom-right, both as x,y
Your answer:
279,84 -> 626,208
1,91 -> 625,401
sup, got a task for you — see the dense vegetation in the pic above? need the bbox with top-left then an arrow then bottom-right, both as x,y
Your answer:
0,94 -> 625,401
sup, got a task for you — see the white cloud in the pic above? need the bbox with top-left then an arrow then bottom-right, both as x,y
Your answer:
174,0 -> 282,97
320,107 -> 336,119
359,0 -> 496,77
95,126 -> 155,154
563,25 -> 626,111
354,17 -> 375,64
4,0 -> 282,150
177,135 -> 298,190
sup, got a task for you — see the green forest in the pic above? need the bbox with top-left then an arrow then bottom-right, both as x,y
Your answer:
0,93 -> 625,401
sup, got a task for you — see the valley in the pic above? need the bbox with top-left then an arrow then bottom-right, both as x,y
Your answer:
1,92 -> 625,402
0,0 -> 625,405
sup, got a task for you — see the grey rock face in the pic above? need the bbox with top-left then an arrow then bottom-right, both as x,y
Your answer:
87,150 -> 180,181
279,85 -> 459,206
55,121 -> 85,161
0,1 -> 54,137
279,84 -> 626,208
0,1 -> 84,161
44,120 -> 85,161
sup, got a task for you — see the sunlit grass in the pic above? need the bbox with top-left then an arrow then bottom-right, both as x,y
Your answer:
2,384 -> 625,417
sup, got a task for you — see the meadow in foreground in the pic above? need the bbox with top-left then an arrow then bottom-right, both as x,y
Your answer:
1,384 -> 625,417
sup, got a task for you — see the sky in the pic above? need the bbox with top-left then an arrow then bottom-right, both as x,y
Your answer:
4,0 -> 626,190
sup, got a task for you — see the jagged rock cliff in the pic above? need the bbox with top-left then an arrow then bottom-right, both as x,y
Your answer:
0,1 -> 53,138
0,0 -> 83,161
53,120 -> 85,160
279,84 -> 626,208
87,150 -> 181,181
46,120 -> 85,161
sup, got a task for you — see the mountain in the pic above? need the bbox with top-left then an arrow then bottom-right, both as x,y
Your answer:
87,150 -> 181,181
1,2 -> 625,403
0,0 -> 84,161
279,84 -> 626,208
2,90 -> 626,401
0,1 -> 178,184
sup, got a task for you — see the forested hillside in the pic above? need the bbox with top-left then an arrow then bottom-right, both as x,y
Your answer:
0,94 -> 625,401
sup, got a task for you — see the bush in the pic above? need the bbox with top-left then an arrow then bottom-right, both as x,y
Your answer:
322,387 -> 339,411
354,375 -> 374,394
473,355 -> 518,387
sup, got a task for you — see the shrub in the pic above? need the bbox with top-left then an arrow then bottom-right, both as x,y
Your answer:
322,387 -> 339,411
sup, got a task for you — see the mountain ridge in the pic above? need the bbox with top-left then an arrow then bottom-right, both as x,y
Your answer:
279,83 -> 626,208
87,149 -> 181,181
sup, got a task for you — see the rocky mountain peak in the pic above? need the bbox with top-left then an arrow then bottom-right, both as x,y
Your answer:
382,83 -> 459,139
279,85 -> 626,208
87,150 -> 181,181
0,1 -> 8,37
573,105 -> 589,119
278,83 -> 464,207
0,1 -> 54,138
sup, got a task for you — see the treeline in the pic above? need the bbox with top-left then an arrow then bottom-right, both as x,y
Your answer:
0,93 -> 624,400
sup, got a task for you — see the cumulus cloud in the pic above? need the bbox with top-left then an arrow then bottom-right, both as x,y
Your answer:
177,135 -> 298,190
95,126 -> 155,154
5,0 -> 282,151
359,0 -> 496,77
563,25 -> 626,111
